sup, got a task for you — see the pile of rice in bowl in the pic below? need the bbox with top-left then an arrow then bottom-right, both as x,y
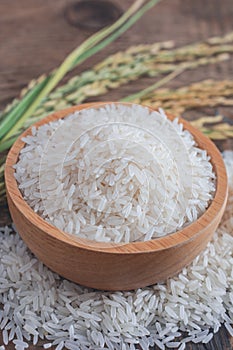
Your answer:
14,103 -> 216,243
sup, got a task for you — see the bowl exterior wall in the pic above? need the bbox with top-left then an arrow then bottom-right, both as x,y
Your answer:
7,187 -> 224,291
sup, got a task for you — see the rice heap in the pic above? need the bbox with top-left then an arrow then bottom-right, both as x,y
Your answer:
14,104 -> 215,242
0,152 -> 232,350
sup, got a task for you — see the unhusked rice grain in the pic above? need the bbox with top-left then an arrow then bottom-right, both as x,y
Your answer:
0,152 -> 232,349
14,104 -> 216,242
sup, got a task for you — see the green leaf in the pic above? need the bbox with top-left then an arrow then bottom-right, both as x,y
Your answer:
0,78 -> 49,141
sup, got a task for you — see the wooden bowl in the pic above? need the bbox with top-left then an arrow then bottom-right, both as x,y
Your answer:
5,103 -> 228,291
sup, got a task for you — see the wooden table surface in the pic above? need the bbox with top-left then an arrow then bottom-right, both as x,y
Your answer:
0,0 -> 233,349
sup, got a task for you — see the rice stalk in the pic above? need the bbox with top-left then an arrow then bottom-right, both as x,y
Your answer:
191,116 -> 233,139
134,79 -> 233,139
121,67 -> 186,102
0,47 -> 231,152
1,31 -> 233,136
0,0 -> 161,143
138,79 -> 233,115
25,34 -> 233,110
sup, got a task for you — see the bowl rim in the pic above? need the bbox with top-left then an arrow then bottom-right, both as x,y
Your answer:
5,102 -> 228,254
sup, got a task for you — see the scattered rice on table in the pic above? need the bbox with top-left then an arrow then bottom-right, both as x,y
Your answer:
0,152 -> 232,349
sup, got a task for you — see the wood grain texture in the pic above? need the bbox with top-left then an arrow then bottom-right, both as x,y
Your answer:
5,103 -> 228,291
0,0 -> 233,348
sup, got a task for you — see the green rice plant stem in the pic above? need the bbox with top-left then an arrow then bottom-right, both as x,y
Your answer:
70,0 -> 162,69
122,66 -> 185,102
0,78 -> 49,141
2,0 -> 161,143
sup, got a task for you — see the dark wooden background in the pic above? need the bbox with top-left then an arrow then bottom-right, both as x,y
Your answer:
0,0 -> 233,349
